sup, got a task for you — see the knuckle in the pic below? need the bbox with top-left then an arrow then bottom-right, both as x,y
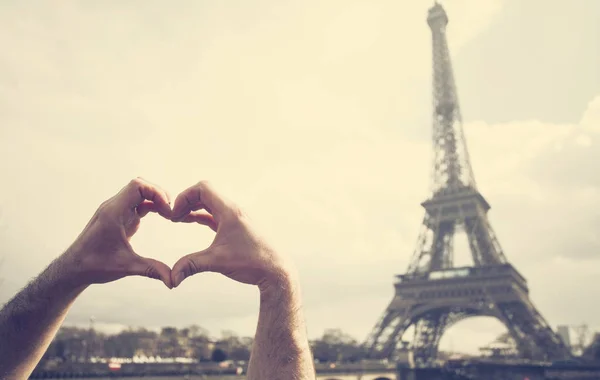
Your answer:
232,205 -> 245,219
223,204 -> 244,221
181,256 -> 200,277
197,179 -> 211,189
145,265 -> 159,280
130,177 -> 144,187
97,201 -> 112,218
96,199 -> 122,223
98,198 -> 110,210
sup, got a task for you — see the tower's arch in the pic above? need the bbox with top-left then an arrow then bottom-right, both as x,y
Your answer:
439,315 -> 509,356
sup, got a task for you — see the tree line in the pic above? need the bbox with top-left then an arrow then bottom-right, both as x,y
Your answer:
40,325 -> 368,364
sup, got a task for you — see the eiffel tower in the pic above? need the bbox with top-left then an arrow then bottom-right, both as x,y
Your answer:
363,2 -> 571,366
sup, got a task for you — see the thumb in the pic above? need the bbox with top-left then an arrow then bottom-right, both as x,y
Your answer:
128,254 -> 174,289
171,249 -> 216,288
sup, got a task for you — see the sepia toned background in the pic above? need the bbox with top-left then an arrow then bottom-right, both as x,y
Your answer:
0,0 -> 599,354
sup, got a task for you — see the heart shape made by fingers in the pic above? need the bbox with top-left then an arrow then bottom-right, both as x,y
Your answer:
131,209 -> 217,277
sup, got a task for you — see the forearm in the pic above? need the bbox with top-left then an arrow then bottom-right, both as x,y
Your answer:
0,254 -> 86,379
247,275 -> 315,380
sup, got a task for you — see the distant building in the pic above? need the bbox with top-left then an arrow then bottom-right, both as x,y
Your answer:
557,325 -> 571,347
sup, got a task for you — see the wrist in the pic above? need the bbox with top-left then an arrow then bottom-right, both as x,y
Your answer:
55,248 -> 91,290
258,268 -> 301,304
21,252 -> 90,307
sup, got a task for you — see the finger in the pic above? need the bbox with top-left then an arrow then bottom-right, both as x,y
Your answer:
171,180 -> 231,223
128,255 -> 174,289
180,212 -> 218,232
171,250 -> 216,288
135,201 -> 160,218
122,178 -> 172,218
171,197 -> 209,223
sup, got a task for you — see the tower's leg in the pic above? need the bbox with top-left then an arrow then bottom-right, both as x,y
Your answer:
496,300 -> 571,361
365,307 -> 415,360
407,215 -> 435,273
364,309 -> 400,355
430,221 -> 455,270
412,311 -> 448,366
464,214 -> 507,265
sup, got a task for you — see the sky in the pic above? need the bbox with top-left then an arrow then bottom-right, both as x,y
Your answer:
0,0 -> 599,355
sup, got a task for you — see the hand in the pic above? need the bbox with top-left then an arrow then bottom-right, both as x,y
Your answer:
62,178 -> 174,288
170,181 -> 295,291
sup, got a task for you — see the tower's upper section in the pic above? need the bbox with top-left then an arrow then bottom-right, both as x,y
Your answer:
427,2 -> 449,30
426,2 -> 477,197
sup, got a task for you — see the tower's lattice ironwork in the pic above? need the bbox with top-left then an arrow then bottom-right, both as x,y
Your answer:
363,2 -> 571,366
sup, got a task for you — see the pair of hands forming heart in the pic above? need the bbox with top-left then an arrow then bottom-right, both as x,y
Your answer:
0,179 -> 313,380
62,178 -> 293,292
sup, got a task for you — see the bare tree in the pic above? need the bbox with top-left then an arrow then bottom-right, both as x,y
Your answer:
572,324 -> 591,356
